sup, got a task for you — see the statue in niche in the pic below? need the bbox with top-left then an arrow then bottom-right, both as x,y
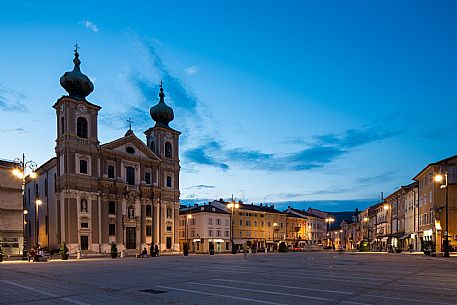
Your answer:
80,199 -> 88,213
128,205 -> 135,219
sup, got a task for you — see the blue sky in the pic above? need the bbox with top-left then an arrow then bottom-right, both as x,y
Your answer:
1,1 -> 456,211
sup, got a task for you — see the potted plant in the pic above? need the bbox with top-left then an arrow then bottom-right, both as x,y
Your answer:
183,242 -> 189,256
110,243 -> 118,258
209,242 -> 215,255
59,242 -> 69,260
0,244 -> 4,262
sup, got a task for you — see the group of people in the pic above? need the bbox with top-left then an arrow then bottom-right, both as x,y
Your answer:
28,247 -> 46,262
137,244 -> 160,258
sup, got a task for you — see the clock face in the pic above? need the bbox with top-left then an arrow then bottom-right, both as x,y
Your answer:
60,105 -> 64,113
165,131 -> 172,139
77,104 -> 87,113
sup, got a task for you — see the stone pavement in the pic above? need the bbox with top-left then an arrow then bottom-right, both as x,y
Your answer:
1,252 -> 457,305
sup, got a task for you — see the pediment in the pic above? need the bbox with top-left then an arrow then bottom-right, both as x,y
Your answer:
100,133 -> 161,161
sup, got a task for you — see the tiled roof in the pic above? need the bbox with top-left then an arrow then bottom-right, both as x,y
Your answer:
179,204 -> 228,215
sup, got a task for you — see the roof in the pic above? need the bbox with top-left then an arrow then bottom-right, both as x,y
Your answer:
284,211 -> 307,219
179,204 -> 228,215
413,154 -> 457,180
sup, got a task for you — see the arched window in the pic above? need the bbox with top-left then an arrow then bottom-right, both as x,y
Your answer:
61,117 -> 65,136
146,205 -> 152,217
165,142 -> 172,158
107,165 -> 115,179
79,159 -> 88,174
150,140 -> 155,153
108,201 -> 116,214
80,199 -> 88,213
77,117 -> 88,138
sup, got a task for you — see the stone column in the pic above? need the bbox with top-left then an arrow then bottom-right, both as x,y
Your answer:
160,204 -> 166,250
173,204 -> 180,251
98,194 -> 102,252
153,201 -> 160,246
135,197 -> 141,248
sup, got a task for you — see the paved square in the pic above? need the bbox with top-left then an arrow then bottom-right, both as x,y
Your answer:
1,252 -> 456,305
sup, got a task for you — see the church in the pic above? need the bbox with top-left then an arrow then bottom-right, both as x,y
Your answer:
24,47 -> 181,255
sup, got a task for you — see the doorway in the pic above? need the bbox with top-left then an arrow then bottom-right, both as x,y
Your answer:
80,235 -> 88,250
126,227 -> 136,249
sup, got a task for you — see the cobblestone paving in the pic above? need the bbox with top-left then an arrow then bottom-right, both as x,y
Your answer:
1,252 -> 457,305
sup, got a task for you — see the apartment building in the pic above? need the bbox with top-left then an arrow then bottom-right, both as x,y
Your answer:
179,204 -> 230,253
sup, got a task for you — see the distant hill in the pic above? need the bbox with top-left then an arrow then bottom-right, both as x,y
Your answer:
180,198 -> 378,212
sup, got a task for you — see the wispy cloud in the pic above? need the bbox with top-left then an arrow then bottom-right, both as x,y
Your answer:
185,184 -> 215,190
80,20 -> 99,33
99,33 -> 206,142
0,84 -> 27,112
355,171 -> 396,185
184,141 -> 229,171
0,127 -> 29,135
184,125 -> 397,172
184,66 -> 199,75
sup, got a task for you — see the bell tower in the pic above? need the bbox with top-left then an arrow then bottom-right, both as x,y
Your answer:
144,81 -> 181,251
53,45 -> 100,190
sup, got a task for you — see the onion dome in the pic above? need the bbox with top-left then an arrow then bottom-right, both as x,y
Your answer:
150,82 -> 174,128
60,46 -> 94,101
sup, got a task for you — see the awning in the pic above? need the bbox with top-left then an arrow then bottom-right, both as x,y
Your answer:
213,239 -> 225,243
381,237 -> 389,242
399,234 -> 411,240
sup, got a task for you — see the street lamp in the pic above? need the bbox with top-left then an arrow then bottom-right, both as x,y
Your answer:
12,153 -> 37,259
35,198 -> 42,248
227,195 -> 240,254
435,173 -> 449,258
383,204 -> 392,251
325,217 -> 335,248
363,217 -> 369,250
186,214 -> 192,251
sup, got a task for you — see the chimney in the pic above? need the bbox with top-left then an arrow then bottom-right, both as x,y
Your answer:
219,198 -> 224,203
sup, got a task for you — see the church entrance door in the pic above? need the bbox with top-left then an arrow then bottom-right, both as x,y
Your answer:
126,227 -> 136,249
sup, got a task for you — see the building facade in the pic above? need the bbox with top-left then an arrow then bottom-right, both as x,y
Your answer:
284,207 -> 308,247
179,204 -> 230,253
0,159 -> 23,256
25,48 -> 181,255
413,155 -> 457,253
402,182 -> 419,251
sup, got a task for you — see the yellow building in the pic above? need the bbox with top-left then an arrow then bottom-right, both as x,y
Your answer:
285,207 -> 307,247
413,155 -> 457,253
211,200 -> 287,252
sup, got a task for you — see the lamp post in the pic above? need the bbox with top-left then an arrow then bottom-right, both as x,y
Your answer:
12,153 -> 37,258
435,173 -> 449,257
227,196 -> 240,254
383,204 -> 391,251
186,214 -> 192,251
35,198 -> 42,248
363,217 -> 369,250
325,217 -> 334,248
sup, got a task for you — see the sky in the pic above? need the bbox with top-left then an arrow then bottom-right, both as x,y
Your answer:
1,1 -> 456,211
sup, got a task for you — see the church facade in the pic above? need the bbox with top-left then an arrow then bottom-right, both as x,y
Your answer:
25,48 -> 181,254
